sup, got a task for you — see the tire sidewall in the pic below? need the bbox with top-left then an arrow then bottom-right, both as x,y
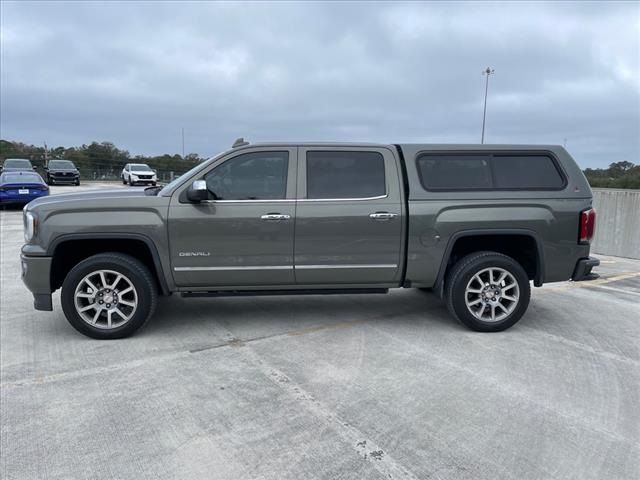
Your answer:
61,256 -> 154,339
449,254 -> 530,332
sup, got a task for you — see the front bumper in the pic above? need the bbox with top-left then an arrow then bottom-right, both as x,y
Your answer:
572,256 -> 600,281
49,174 -> 79,184
21,254 -> 53,311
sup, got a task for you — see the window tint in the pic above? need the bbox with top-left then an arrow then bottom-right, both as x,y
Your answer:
48,160 -> 75,169
416,153 -> 565,190
204,151 -> 288,200
416,155 -> 492,190
492,155 -> 564,189
306,151 -> 385,199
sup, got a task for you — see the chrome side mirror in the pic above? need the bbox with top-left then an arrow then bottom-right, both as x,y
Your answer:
186,180 -> 208,202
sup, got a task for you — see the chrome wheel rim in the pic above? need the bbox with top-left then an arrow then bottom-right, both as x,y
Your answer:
74,269 -> 138,329
465,267 -> 519,323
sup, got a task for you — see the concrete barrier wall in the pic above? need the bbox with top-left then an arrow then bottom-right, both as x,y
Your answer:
591,188 -> 640,259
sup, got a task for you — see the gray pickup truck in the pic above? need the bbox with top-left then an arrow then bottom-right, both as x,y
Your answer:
21,141 -> 599,339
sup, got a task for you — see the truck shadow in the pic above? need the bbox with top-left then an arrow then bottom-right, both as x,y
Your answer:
148,288 -> 463,338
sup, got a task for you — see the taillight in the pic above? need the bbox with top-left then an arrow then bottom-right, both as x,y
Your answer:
579,208 -> 596,244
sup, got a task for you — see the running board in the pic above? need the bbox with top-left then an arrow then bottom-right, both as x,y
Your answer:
181,288 -> 389,298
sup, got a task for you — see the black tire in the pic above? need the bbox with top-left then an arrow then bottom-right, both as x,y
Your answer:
122,176 -> 127,185
75,179 -> 80,186
61,253 -> 157,339
445,251 -> 530,332
151,182 -> 157,186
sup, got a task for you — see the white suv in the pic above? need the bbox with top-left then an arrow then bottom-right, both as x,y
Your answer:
121,164 -> 157,186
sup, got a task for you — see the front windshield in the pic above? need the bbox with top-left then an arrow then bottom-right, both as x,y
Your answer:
130,164 -> 152,171
48,160 -> 75,169
3,159 -> 32,168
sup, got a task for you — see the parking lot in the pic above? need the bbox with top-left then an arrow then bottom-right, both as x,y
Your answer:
1,182 -> 639,480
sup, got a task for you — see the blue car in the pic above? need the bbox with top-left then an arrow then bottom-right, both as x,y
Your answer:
0,171 -> 49,206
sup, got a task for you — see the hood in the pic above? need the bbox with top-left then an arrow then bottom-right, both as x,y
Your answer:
26,188 -> 147,210
130,170 -> 156,175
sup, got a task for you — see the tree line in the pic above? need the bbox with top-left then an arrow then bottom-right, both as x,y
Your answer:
0,139 -> 203,181
1,139 -> 639,188
584,161 -> 640,189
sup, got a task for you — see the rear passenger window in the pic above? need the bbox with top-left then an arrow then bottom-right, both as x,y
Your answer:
306,151 -> 385,199
492,155 -> 565,189
416,153 -> 565,191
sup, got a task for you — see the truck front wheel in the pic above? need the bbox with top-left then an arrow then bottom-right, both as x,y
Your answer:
445,251 -> 530,332
61,253 -> 157,339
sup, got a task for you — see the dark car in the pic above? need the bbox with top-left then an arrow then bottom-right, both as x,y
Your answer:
0,171 -> 49,206
1,158 -> 37,173
44,159 -> 80,185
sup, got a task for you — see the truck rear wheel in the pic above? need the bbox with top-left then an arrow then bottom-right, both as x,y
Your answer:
445,251 -> 530,332
61,253 -> 157,339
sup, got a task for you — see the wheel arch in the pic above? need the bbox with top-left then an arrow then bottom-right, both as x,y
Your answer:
434,229 -> 545,298
48,233 -> 170,295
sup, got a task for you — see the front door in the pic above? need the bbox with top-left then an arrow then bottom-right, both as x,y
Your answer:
168,147 -> 297,288
294,147 -> 404,285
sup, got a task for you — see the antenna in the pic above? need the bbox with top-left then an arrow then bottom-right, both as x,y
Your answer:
232,138 -> 249,148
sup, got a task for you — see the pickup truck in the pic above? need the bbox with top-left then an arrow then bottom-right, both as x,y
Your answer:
21,141 -> 599,339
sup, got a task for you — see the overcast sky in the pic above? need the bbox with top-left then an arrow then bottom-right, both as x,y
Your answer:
1,1 -> 638,168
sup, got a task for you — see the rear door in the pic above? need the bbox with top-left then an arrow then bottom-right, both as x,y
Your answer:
168,147 -> 297,287
294,146 -> 404,285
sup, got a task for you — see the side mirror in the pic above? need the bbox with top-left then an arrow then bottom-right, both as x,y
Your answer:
33,166 -> 38,171
186,180 -> 208,203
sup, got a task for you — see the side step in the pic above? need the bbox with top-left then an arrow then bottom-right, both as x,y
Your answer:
181,288 -> 389,298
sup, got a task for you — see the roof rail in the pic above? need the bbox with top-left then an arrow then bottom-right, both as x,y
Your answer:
232,137 -> 249,148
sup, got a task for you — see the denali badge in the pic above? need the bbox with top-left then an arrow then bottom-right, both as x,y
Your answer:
179,252 -> 211,257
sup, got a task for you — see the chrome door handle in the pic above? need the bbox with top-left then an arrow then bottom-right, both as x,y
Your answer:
260,213 -> 291,221
369,212 -> 398,221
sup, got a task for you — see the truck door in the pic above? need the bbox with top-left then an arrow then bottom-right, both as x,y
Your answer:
294,147 -> 404,285
168,147 -> 297,287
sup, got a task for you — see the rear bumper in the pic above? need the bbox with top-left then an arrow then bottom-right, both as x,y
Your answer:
21,254 -> 53,311
572,256 -> 600,281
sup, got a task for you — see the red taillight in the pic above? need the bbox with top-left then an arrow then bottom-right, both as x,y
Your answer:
579,208 -> 596,244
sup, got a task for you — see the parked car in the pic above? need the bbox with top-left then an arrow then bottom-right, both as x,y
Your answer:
0,171 -> 49,206
1,158 -> 37,173
44,159 -> 80,185
121,163 -> 157,186
21,140 -> 598,339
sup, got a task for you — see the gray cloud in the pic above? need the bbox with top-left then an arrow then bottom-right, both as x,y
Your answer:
1,0 -> 638,167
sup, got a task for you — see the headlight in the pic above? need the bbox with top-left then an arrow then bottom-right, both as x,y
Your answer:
23,211 -> 36,243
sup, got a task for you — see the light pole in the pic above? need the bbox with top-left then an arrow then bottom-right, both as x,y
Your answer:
481,67 -> 494,144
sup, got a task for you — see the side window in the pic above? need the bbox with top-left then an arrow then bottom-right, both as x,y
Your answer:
492,155 -> 565,189
416,155 -> 492,190
204,151 -> 288,200
306,151 -> 386,199
416,153 -> 565,191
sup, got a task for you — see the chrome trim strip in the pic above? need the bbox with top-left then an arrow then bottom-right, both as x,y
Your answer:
295,264 -> 398,269
201,199 -> 295,204
174,265 -> 293,272
200,195 -> 387,203
297,194 -> 388,202
175,264 -> 398,272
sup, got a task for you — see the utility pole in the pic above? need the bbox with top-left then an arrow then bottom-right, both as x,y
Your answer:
181,128 -> 185,159
481,67 -> 495,144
